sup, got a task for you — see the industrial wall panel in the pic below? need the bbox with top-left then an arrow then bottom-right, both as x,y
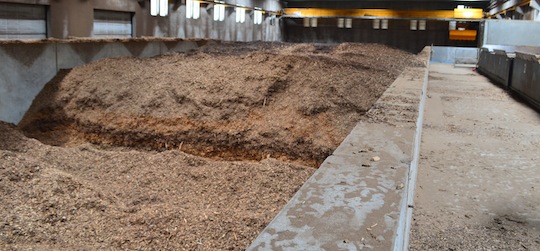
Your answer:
283,18 -> 477,53
92,10 -> 132,38
483,20 -> 540,47
0,3 -> 46,39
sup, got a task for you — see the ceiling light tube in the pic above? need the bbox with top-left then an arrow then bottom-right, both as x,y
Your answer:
159,0 -> 168,16
150,0 -> 158,16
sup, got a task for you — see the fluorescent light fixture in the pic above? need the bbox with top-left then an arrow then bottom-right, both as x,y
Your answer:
214,4 -> 219,21
345,18 -> 352,28
214,4 -> 225,21
186,0 -> 193,18
337,18 -> 344,28
381,19 -> 388,29
193,1 -> 200,19
186,0 -> 200,19
303,18 -> 310,27
410,20 -> 418,30
159,0 -> 168,16
419,20 -> 426,30
449,21 -> 457,30
254,10 -> 263,25
151,0 -> 168,16
219,4 -> 225,21
457,5 -> 465,9
151,0 -> 158,16
373,19 -> 380,29
310,18 -> 317,27
236,7 -> 245,23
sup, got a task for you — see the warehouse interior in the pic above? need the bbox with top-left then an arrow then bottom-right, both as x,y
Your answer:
1,0 -> 540,250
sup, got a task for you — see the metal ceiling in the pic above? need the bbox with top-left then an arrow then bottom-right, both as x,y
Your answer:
282,0 -> 491,10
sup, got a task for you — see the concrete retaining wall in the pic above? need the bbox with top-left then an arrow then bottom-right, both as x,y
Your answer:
477,47 -> 540,110
510,52 -> 540,110
0,39 -> 212,124
478,20 -> 540,111
477,48 -> 513,87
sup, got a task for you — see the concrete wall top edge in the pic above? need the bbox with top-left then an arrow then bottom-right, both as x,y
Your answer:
515,52 -> 540,62
0,37 -> 220,45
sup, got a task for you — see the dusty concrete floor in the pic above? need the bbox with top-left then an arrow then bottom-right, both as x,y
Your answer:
410,63 -> 540,250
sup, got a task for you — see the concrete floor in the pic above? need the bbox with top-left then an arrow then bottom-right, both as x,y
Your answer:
410,63 -> 540,250
249,62 -> 540,250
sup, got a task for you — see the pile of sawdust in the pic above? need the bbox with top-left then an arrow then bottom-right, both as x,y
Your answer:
2,42 -> 422,250
19,42 -> 422,166
0,121 -> 313,250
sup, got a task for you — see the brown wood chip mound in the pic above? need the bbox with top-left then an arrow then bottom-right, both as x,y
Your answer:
2,42 -> 421,250
19,42 -> 422,166
0,121 -> 313,250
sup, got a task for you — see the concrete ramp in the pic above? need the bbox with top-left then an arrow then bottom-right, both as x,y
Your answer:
248,50 -> 430,250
